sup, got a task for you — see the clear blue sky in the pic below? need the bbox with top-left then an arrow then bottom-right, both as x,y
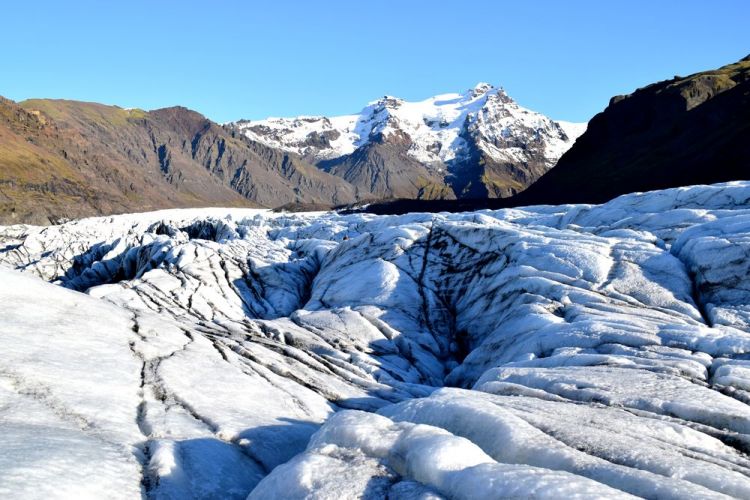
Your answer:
2,0 -> 748,123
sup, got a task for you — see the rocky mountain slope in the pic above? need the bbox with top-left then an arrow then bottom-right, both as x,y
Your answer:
0,97 -> 249,224
0,98 -> 357,225
235,84 -> 585,199
515,54 -> 750,205
1,182 -> 750,497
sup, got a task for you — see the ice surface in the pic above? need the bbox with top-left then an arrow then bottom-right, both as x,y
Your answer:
1,181 -> 750,498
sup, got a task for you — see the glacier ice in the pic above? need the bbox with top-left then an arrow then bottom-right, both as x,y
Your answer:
1,182 -> 750,498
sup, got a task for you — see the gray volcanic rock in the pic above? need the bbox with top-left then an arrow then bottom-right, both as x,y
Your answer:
146,107 -> 356,207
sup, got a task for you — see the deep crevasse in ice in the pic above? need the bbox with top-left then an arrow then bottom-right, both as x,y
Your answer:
1,182 -> 750,499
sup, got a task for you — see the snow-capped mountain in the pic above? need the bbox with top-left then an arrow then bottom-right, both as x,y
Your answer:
2,181 -> 750,498
235,84 -> 586,199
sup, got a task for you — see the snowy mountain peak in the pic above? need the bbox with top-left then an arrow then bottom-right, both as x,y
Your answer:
236,85 -> 585,167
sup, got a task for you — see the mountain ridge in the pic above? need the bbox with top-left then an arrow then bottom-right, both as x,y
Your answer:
234,83 -> 585,200
8,51 -> 746,225
0,98 -> 360,224
0,84 -> 583,224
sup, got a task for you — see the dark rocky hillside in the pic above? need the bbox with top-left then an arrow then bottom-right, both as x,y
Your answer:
515,54 -> 750,205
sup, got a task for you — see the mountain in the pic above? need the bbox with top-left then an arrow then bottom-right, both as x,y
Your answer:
7,53 -> 747,224
0,97 -> 248,224
0,97 -> 357,224
362,55 -> 750,215
2,181 -> 750,497
0,84 -> 584,225
234,83 -> 585,200
513,54 -> 750,205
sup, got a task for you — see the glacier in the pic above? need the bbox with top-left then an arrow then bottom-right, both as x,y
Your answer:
1,182 -> 750,498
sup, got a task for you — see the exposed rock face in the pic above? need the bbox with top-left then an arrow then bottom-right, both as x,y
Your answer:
318,134 -> 454,200
516,54 -> 750,205
235,84 -> 585,200
0,97 -> 108,225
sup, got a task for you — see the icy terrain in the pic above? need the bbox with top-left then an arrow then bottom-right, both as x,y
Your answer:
236,83 -> 585,170
1,182 -> 750,498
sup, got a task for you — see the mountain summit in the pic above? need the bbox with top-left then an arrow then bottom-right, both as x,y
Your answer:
235,85 -> 585,199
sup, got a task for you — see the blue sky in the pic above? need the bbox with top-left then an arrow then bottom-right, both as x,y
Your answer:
2,1 -> 748,123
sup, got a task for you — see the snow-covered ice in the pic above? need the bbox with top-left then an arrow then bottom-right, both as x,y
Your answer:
1,181 -> 750,498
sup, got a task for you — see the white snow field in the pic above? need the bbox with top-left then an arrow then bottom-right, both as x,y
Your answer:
1,181 -> 750,499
